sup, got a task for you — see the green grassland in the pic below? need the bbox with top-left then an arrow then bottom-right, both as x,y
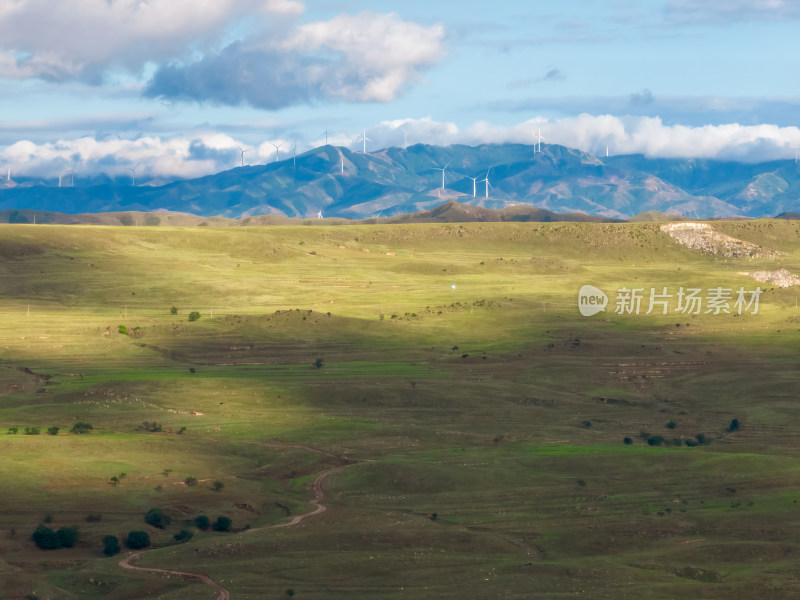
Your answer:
1,220 -> 800,599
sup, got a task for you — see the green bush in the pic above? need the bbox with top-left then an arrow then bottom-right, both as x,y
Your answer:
170,306 -> 178,315
144,508 -> 171,529
173,529 -> 193,543
31,525 -> 61,549
56,526 -> 79,548
211,480 -> 225,492
7,427 -> 18,434
70,422 -> 93,434
213,516 -> 232,532
47,426 -> 59,436
194,515 -> 210,530
118,325 -> 128,335
102,535 -> 121,556
125,530 -> 150,549
24,427 -> 40,435
188,311 -> 201,322
184,476 -> 198,487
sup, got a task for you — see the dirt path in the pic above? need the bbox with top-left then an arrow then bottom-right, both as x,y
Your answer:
117,443 -> 352,598
119,552 -> 230,600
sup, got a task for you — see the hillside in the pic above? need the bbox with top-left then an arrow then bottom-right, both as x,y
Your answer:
2,143 -> 799,220
1,220 -> 800,599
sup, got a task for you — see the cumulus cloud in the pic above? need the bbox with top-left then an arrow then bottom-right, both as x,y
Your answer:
6,115 -> 800,182
1,133 -> 248,180
145,12 -> 445,108
367,115 -> 800,163
664,0 -> 800,24
0,0 -> 299,81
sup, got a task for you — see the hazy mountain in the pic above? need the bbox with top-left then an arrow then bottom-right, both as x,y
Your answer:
1,143 -> 798,219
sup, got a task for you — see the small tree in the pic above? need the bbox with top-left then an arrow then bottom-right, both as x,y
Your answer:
188,311 -> 201,322
56,526 -> 79,548
47,426 -> 59,436
125,530 -> 150,550
24,427 -> 40,435
31,525 -> 61,550
727,418 -> 740,433
7,427 -> 18,434
102,535 -> 121,556
170,306 -> 178,315
173,529 -> 193,543
184,476 -> 198,487
314,357 -> 324,369
213,516 -> 232,532
70,422 -> 93,434
144,508 -> 171,529
211,480 -> 225,492
194,515 -> 210,530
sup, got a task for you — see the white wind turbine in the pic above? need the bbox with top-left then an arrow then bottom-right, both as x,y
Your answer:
322,129 -> 329,145
480,168 -> 493,199
466,175 -> 479,198
359,130 -> 372,153
236,145 -> 250,167
292,142 -> 297,167
129,163 -> 142,187
433,162 -> 449,191
271,143 -> 284,163
533,127 -> 548,153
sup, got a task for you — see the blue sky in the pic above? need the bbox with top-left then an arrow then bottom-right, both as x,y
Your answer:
2,0 -> 800,181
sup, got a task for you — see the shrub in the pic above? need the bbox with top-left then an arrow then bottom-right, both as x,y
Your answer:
623,437 -> 633,445
194,515 -> 210,530
173,529 -> 193,543
56,526 -> 79,548
7,427 -> 18,434
118,325 -> 128,335
666,421 -> 676,429
31,525 -> 61,549
314,357 -> 324,369
184,476 -> 198,487
47,426 -> 59,436
86,514 -> 102,522
170,306 -> 178,315
647,436 -> 665,447
188,311 -> 201,322
125,530 -> 150,550
213,516 -> 232,532
144,508 -> 171,529
70,422 -> 93,434
23,427 -> 40,435
727,418 -> 740,433
102,535 -> 121,556
211,480 -> 225,492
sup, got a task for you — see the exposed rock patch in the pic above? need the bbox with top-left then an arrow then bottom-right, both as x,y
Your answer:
660,223 -> 780,259
739,268 -> 800,288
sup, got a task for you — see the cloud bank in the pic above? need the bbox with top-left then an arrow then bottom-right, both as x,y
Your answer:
4,115 -> 800,181
0,2 -> 445,109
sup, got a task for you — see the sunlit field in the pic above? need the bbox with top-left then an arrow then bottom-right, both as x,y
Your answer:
2,220 -> 800,599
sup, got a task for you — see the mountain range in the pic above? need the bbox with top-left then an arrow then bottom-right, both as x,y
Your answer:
2,143 -> 799,220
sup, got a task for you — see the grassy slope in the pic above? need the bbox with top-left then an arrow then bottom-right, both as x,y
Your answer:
0,220 -> 799,599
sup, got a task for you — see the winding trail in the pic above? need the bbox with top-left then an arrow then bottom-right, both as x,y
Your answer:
119,552 -> 230,600
118,443 -> 352,599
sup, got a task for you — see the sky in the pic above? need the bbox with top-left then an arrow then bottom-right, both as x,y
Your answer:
2,0 -> 800,182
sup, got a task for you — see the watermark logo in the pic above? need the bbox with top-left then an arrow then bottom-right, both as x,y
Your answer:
578,284 -> 763,316
578,285 -> 608,317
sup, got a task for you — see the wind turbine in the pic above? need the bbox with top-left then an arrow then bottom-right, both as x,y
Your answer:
480,168 -> 492,199
317,210 -> 323,219
322,129 -> 329,145
129,163 -> 142,187
466,175 -> 478,198
236,145 -> 250,167
433,162 -> 449,190
271,143 -> 284,163
359,130 -> 372,153
292,142 -> 297,167
533,128 -> 547,153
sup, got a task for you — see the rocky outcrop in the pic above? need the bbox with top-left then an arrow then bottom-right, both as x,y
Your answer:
660,223 -> 780,259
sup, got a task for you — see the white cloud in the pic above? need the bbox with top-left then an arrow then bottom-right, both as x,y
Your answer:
0,0 -> 303,81
285,12 -> 445,102
6,115 -> 800,182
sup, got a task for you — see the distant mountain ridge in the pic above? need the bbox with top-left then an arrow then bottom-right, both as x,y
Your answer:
1,143 -> 799,219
